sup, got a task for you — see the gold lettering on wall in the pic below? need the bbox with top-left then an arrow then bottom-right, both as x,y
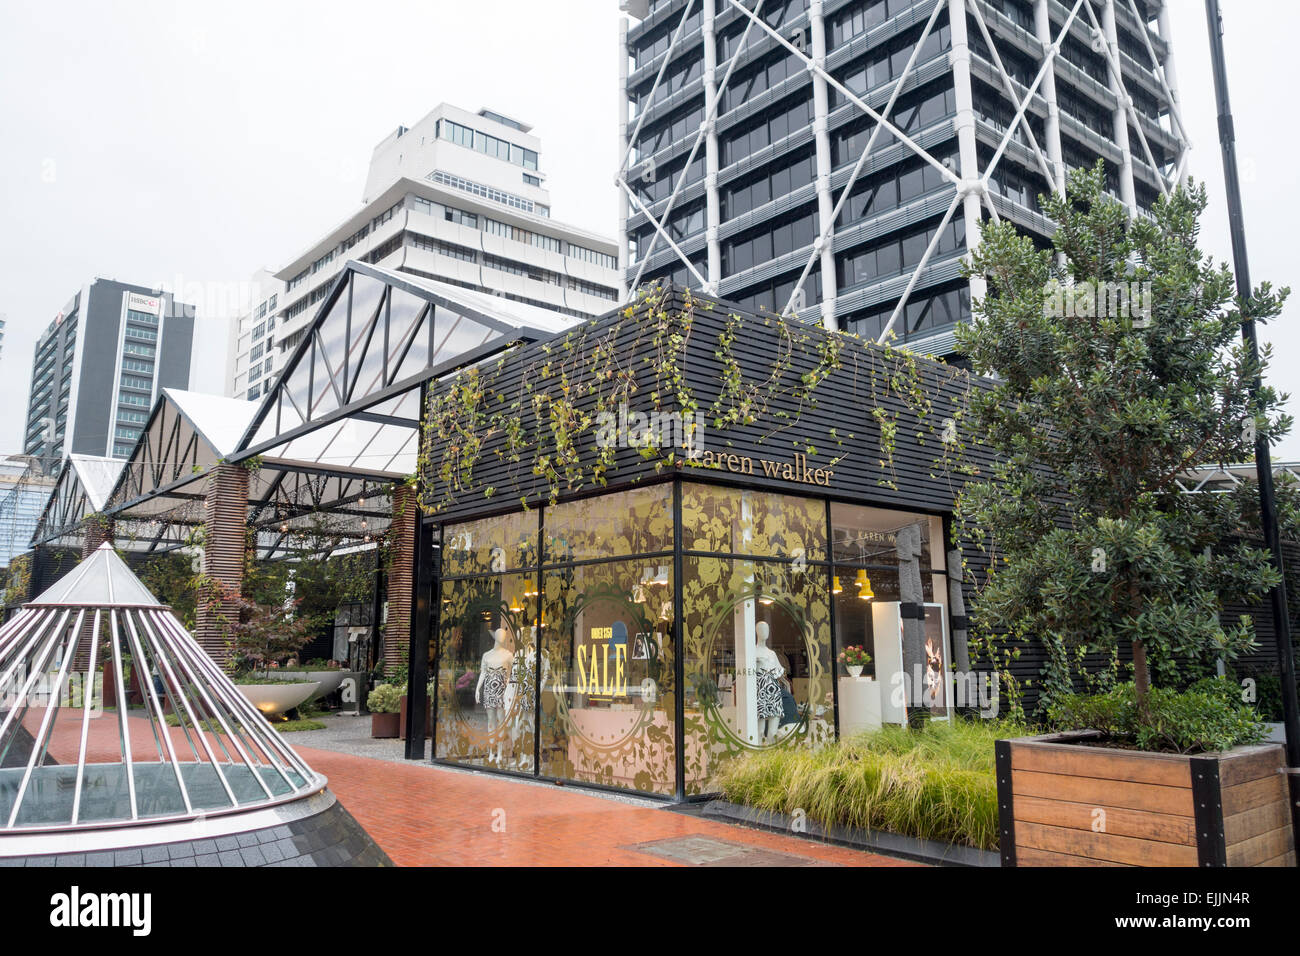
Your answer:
697,450 -> 833,487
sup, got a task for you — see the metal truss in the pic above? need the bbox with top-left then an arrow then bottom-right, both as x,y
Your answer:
617,0 -> 1189,345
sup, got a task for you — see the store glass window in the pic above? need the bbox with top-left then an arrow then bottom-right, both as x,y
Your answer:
829,502 -> 946,686
435,574 -> 539,772
543,484 -> 672,564
539,558 -> 676,795
680,483 -> 832,795
681,483 -> 826,560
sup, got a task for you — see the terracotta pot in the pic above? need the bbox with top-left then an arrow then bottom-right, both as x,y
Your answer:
996,731 -> 1296,867
371,712 -> 400,738
102,664 -> 146,709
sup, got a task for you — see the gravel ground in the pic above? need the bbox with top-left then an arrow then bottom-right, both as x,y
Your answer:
282,713 -> 407,762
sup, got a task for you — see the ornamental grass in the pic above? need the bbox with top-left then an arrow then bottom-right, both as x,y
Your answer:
716,718 -> 1027,850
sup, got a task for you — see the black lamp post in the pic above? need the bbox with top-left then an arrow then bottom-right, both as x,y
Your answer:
1205,0 -> 1300,834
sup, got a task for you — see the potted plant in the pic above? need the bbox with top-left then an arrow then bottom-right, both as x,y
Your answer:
958,164 -> 1295,867
838,645 -> 871,678
368,683 -> 402,738
398,675 -> 434,741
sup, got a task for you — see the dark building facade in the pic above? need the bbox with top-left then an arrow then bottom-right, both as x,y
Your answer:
23,278 -> 196,464
618,0 -> 1185,357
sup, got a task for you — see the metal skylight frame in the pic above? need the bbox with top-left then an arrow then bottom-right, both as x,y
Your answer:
0,544 -> 325,834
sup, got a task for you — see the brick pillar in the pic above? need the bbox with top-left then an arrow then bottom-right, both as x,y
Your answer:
82,515 -> 114,557
385,486 -> 417,677
196,462 -> 250,666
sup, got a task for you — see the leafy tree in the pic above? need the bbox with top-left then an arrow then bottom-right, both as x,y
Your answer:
206,579 -> 315,675
955,162 -> 1290,709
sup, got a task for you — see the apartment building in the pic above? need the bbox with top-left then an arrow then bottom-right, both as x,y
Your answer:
232,104 -> 621,401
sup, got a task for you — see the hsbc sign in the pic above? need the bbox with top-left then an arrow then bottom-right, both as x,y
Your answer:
126,292 -> 161,314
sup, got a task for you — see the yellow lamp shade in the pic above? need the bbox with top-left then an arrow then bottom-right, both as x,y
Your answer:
832,576 -> 843,595
855,569 -> 875,601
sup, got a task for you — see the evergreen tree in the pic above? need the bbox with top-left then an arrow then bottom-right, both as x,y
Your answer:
955,163 -> 1290,707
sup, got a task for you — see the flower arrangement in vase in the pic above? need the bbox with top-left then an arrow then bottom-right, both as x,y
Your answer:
837,645 -> 871,678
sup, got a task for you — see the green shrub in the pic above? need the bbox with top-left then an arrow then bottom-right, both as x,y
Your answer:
1047,681 -> 1265,754
367,683 -> 403,714
716,718 -> 1026,850
275,719 -> 326,732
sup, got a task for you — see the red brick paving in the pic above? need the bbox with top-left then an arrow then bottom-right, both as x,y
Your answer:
296,745 -> 920,867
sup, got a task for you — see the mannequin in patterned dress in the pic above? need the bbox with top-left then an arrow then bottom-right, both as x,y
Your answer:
475,627 -> 514,764
753,621 -> 784,744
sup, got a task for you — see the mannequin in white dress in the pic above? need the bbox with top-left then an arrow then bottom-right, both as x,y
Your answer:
475,627 -> 514,764
753,621 -> 785,744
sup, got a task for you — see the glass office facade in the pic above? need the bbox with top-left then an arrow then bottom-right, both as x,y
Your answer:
432,479 -> 948,797
624,0 -> 1181,352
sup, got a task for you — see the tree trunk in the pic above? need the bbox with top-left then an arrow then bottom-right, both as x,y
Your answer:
1132,637 -> 1150,704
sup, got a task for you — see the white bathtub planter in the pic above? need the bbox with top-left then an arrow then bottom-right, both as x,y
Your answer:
275,669 -> 346,703
235,680 -> 321,718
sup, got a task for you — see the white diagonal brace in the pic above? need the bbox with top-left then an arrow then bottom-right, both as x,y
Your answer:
877,190 -> 966,343
727,0 -> 962,188
779,0 -> 951,320
619,0 -> 702,179
968,0 -> 1058,190
627,0 -> 768,294
618,177 -> 711,290
1124,0 -> 1189,149
1083,0 -> 1170,199
980,0 -> 1088,195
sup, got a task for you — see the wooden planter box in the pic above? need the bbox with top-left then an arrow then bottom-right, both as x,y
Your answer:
996,731 -> 1296,867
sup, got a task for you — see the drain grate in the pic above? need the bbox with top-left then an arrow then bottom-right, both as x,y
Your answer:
626,835 -> 836,866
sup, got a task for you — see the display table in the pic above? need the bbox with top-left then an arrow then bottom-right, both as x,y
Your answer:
837,676 -> 883,735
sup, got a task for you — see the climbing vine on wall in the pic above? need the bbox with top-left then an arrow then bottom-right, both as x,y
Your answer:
417,284 -> 976,517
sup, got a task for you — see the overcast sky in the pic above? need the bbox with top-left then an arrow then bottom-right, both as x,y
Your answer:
1,0 -> 1297,461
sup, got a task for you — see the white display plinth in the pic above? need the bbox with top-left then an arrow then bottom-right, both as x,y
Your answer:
837,676 -> 882,736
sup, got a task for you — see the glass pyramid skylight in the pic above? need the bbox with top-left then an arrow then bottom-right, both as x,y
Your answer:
0,544 -> 325,832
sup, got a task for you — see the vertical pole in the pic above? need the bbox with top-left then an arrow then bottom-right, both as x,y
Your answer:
702,0 -> 723,292
1156,1 -> 1184,184
809,0 -> 839,329
826,498 -> 840,739
672,477 -> 685,800
618,17 -> 632,302
1205,0 -> 1300,770
1033,0 -> 1066,196
1102,0 -> 1138,216
386,484 -> 417,678
196,461 -> 249,667
404,515 -> 433,759
369,544 -> 384,674
948,0 -> 987,307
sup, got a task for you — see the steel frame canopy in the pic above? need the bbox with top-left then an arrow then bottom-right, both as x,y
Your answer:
29,455 -> 124,551
32,262 -> 578,566
90,389 -> 259,556
617,0 -> 1188,341
1177,462 -> 1300,495
227,261 -> 579,549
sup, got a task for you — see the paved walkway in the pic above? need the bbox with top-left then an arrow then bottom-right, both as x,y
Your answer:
289,717 -> 918,867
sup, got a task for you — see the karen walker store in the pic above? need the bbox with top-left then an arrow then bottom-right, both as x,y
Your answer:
419,288 -> 978,800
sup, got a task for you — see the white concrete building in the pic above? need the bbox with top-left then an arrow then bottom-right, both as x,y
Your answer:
232,104 -> 620,401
